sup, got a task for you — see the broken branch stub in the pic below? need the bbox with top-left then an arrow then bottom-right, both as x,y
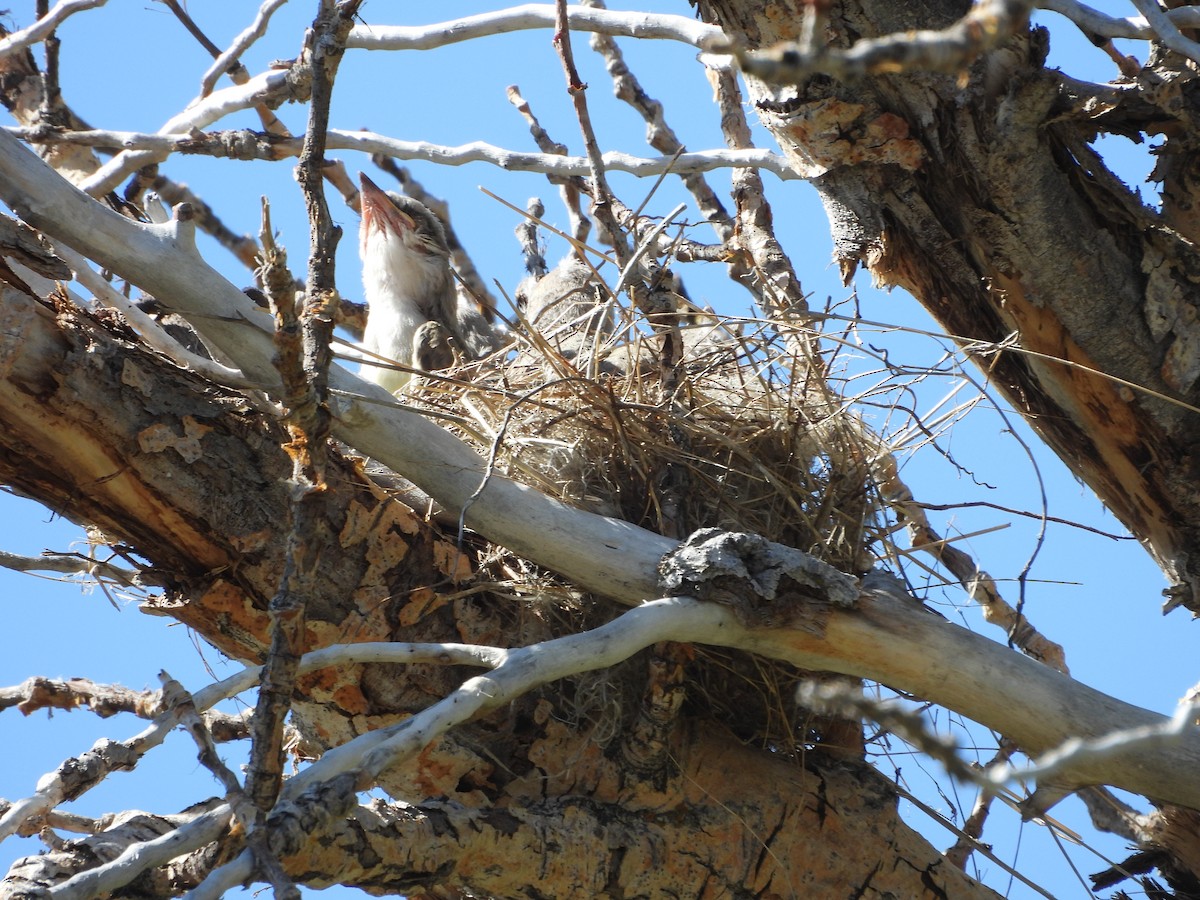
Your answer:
658,528 -> 860,628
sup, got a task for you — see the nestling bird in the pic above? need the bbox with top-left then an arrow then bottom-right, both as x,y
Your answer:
358,173 -> 498,393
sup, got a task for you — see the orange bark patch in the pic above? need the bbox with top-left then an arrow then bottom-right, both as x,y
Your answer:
174,578 -> 271,658
774,99 -> 925,178
331,683 -> 369,715
135,415 -> 212,463
414,739 -> 494,802
433,540 -> 475,582
397,586 -> 446,627
988,270 -> 1174,549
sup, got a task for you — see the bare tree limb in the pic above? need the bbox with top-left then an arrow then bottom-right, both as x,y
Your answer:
54,242 -> 253,386
346,5 -> 728,53
8,125 -> 800,181
149,175 -> 262,271
0,676 -> 156,718
49,803 -> 230,900
77,69 -> 304,197
506,85 -> 591,240
1038,0 -> 1200,42
1127,0 -> 1200,66
199,0 -> 291,99
0,1 -> 107,61
242,10 -> 357,895
0,547 -> 143,586
585,0 -> 733,239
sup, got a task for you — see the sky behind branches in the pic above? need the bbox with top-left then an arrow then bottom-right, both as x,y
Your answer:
0,2 -> 1189,898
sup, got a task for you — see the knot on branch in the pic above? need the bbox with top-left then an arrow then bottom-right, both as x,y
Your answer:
183,129 -> 273,161
657,528 -> 859,627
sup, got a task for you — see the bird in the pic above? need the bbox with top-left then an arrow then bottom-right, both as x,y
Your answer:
516,253 -> 612,345
515,253 -> 613,374
358,173 -> 498,393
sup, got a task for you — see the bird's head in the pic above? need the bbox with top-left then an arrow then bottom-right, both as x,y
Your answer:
359,173 -> 450,264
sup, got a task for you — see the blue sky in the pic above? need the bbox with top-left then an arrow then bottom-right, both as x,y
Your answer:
0,2 -> 1189,898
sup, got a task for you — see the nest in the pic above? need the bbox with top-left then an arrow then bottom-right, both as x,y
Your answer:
407,294 -> 887,752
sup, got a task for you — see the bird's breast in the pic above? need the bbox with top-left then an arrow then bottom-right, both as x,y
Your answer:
361,231 -> 451,320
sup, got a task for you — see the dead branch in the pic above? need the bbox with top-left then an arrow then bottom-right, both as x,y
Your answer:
0,1 -> 106,62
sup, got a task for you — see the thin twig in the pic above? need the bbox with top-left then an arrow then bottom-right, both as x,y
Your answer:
712,65 -> 813,346
507,83 -> 591,240
553,0 -> 630,266
584,0 -> 732,238
944,739 -> 1018,869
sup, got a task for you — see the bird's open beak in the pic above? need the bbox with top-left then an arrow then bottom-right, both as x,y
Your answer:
360,173 -> 415,237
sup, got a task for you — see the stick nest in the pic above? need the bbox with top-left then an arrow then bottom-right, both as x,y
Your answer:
407,299 -> 886,752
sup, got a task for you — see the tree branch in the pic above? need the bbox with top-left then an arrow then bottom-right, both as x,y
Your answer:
8,125 -> 799,180
2,129 -> 1200,815
0,547 -> 144,586
1038,0 -> 1200,42
76,68 -> 304,196
0,0 -> 106,61
199,0 -> 290,98
346,4 -> 727,53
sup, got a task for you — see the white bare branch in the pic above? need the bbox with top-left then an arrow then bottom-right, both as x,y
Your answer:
277,598 -> 728,800
7,125 -> 799,181
347,4 -> 728,53
185,598 -> 737,900
53,243 -> 253,387
989,698 -> 1200,793
50,805 -> 230,900
0,715 -> 184,843
193,641 -> 509,713
0,0 -> 108,61
329,129 -> 799,180
185,852 -> 252,900
38,641 -> 504,899
1037,0 -> 1200,41
64,5 -> 737,198
0,640 -> 496,849
1127,0 -> 1200,66
198,0 -> 290,98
